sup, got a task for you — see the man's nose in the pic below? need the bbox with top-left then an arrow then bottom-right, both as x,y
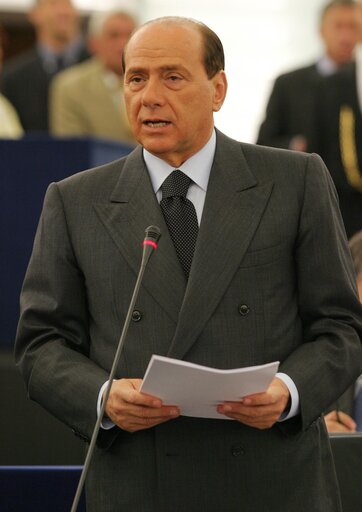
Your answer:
141,78 -> 164,108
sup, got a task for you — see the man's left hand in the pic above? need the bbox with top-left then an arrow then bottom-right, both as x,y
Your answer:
217,377 -> 290,429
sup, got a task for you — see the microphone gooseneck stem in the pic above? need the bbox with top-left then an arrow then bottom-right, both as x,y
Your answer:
70,227 -> 160,512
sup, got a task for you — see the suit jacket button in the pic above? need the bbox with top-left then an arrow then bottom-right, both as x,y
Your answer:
231,444 -> 245,457
132,310 -> 142,322
238,304 -> 250,316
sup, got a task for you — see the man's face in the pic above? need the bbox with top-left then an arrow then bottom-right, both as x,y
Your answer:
320,5 -> 358,65
30,0 -> 79,44
123,23 -> 227,167
89,15 -> 136,76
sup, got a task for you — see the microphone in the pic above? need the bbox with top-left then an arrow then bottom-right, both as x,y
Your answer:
141,224 -> 162,268
70,226 -> 161,512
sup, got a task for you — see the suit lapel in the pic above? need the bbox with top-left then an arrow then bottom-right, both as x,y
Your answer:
94,147 -> 186,324
167,133 -> 274,359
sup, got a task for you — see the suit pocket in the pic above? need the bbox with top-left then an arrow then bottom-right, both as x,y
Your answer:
239,243 -> 282,268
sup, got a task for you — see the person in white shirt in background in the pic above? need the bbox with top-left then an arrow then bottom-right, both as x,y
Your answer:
0,25 -> 23,139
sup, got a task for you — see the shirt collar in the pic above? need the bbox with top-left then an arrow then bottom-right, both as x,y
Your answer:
356,43 -> 362,67
143,130 -> 216,194
38,37 -> 84,70
316,54 -> 339,76
355,45 -> 362,113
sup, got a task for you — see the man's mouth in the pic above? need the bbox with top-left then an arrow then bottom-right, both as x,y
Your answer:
143,120 -> 171,128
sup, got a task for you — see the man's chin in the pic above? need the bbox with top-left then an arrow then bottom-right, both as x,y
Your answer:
141,139 -> 173,157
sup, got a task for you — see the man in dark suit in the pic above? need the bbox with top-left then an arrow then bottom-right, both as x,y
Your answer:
1,0 -> 89,132
312,1 -> 362,238
15,16 -> 362,511
257,0 -> 358,152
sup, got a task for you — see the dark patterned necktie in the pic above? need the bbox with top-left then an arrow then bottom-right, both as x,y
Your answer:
160,170 -> 199,278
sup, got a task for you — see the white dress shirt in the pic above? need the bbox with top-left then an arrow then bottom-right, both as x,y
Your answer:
355,44 -> 362,114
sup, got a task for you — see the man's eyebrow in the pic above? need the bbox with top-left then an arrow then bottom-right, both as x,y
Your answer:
126,64 -> 189,75
125,67 -> 146,75
158,65 -> 187,72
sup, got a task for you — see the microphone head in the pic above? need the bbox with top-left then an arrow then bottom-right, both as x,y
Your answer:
143,225 -> 161,250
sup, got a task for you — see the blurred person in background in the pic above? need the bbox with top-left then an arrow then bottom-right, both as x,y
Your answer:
313,0 -> 362,238
50,10 -> 136,144
0,24 -> 23,138
0,0 -> 89,133
257,0 -> 358,152
325,230 -> 362,432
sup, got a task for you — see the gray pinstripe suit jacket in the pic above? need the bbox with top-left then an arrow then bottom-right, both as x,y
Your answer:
15,130 -> 362,511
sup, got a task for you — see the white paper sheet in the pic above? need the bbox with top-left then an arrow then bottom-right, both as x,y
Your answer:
140,355 -> 279,419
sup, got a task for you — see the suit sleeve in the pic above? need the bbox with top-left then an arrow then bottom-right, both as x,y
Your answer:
15,182 -> 110,443
279,153 -> 362,429
256,76 -> 294,149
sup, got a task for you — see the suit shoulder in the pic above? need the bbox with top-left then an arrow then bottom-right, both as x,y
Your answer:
2,49 -> 40,78
241,141 -> 325,176
274,63 -> 317,84
52,57 -> 97,89
58,157 -> 125,189
218,131 -> 321,173
321,62 -> 355,87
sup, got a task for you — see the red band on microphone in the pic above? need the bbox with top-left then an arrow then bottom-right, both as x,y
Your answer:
143,240 -> 158,250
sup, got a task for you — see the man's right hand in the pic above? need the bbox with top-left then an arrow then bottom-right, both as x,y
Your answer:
105,378 -> 180,432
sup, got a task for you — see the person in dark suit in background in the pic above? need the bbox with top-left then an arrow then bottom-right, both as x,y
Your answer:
15,16 -> 362,512
0,0 -> 89,132
325,231 -> 362,432
257,0 -> 358,152
312,0 -> 362,238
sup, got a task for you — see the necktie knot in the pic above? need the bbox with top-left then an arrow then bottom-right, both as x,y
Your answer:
161,170 -> 191,199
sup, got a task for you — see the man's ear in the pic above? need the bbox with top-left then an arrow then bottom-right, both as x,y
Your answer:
212,70 -> 228,112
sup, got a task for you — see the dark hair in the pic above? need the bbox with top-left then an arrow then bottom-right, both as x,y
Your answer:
122,16 -> 225,79
320,0 -> 356,22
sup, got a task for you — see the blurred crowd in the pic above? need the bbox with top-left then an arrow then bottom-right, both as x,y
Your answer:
0,0 -> 137,143
0,0 -> 361,433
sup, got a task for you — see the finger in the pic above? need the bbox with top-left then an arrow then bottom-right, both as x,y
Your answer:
324,410 -> 338,421
217,401 -> 285,428
125,414 -> 179,432
115,402 -> 179,423
217,405 -> 276,422
116,407 -> 180,432
218,409 -> 278,430
325,419 -> 354,433
219,401 -> 280,416
336,411 -> 357,430
114,379 -> 163,408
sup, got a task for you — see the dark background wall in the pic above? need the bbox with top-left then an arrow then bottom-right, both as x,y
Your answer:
0,11 -> 35,61
0,136 -> 133,465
